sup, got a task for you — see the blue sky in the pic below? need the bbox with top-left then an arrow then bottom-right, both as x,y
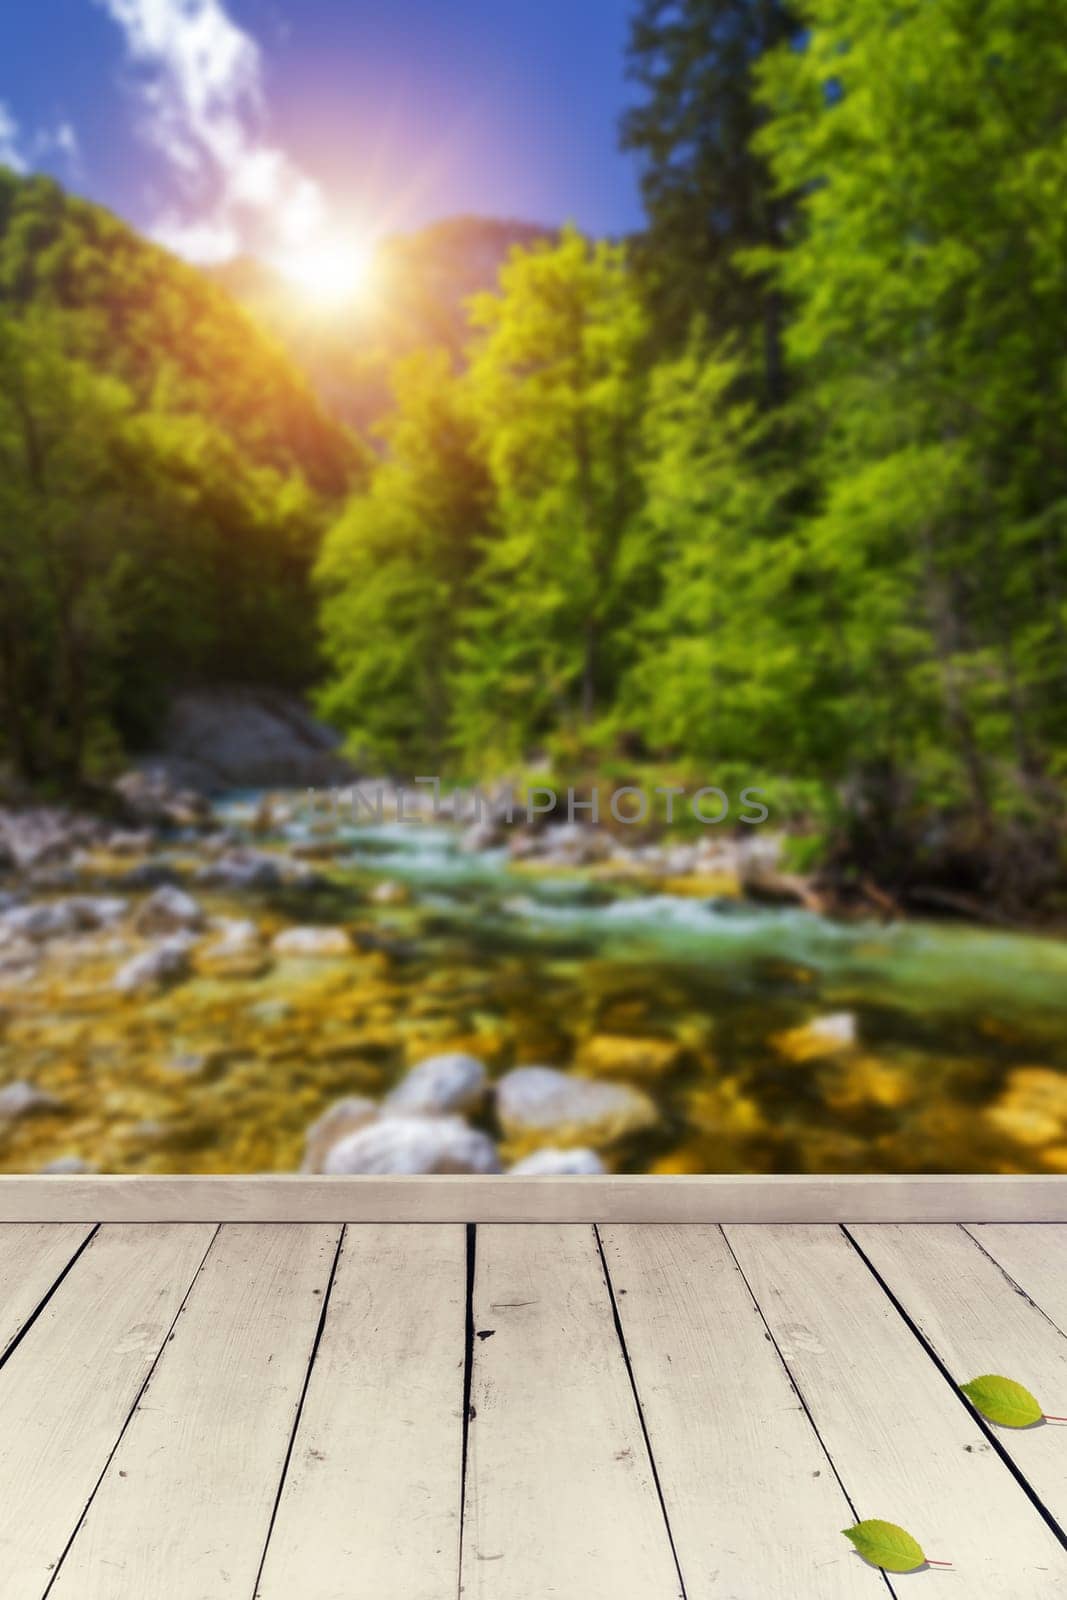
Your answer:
0,0 -> 644,263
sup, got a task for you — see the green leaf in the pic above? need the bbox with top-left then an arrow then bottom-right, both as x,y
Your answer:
841,1520 -> 926,1573
960,1374 -> 1043,1428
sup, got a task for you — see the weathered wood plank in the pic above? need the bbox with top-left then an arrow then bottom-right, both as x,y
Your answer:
600,1225 -> 885,1597
850,1223 -> 1067,1534
969,1224 -> 1067,1333
0,1174 -> 1063,1223
726,1225 -> 1067,1596
0,1222 -> 93,1361
0,1223 -> 214,1594
256,1224 -> 466,1600
461,1223 -> 683,1599
49,1223 -> 340,1600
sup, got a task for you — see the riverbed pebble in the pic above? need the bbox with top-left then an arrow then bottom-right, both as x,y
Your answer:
113,935 -> 194,994
384,1052 -> 488,1117
271,925 -> 352,957
509,1147 -> 606,1175
134,885 -> 205,936
301,1095 -> 380,1172
0,1080 -> 61,1120
40,1155 -> 95,1174
322,1115 -> 502,1175
771,1011 -> 857,1062
1,896 -> 127,943
495,1065 -> 657,1149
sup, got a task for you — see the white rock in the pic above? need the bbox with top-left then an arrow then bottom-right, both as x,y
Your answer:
495,1066 -> 657,1148
0,1080 -> 60,1119
134,885 -> 204,936
272,925 -> 351,957
198,918 -> 266,976
323,1116 -> 502,1175
301,1096 -> 380,1173
207,917 -> 261,949
808,1013 -> 857,1050
509,1147 -> 605,1175
2,896 -> 125,942
113,936 -> 193,994
40,1156 -> 95,1174
385,1053 -> 488,1117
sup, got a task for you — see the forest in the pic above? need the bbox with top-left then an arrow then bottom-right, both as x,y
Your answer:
2,0 -> 1066,917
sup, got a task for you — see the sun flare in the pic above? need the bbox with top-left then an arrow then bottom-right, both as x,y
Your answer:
275,235 -> 376,310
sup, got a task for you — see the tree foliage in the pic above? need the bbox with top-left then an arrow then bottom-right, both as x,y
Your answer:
0,173 -> 362,786
317,0 -> 1067,907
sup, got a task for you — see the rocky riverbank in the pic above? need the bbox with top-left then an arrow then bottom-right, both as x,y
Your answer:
0,790 -> 1066,1177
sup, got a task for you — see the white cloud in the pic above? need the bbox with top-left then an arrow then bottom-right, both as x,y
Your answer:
0,103 -> 28,174
95,0 -> 327,262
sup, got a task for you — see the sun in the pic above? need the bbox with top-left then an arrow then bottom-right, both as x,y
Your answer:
275,235 -> 376,310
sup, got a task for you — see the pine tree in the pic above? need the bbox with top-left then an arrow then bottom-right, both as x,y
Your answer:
621,0 -> 800,402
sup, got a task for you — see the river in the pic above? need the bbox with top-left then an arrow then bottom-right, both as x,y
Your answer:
1,797 -> 1066,1175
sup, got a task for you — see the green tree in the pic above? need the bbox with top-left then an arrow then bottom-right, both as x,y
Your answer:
0,310 -> 158,782
315,351 -> 492,770
453,229 -> 649,766
752,0 -> 1067,885
621,0 -> 800,400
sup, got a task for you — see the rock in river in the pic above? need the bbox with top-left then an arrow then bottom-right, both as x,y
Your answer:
113,936 -> 194,994
198,918 -> 267,977
495,1066 -> 657,1150
384,1053 -> 488,1117
301,1096 -> 380,1173
0,1080 -> 61,1120
1,896 -> 127,942
133,885 -> 205,937
578,1034 -> 682,1081
322,1115 -> 502,1175
272,925 -> 352,958
509,1147 -> 606,1175
770,1012 -> 857,1063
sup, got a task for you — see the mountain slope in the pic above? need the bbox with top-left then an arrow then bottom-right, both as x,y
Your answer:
0,169 -> 362,493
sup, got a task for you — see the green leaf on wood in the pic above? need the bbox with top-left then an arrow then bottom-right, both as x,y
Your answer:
960,1374 -> 1043,1428
841,1520 -> 926,1573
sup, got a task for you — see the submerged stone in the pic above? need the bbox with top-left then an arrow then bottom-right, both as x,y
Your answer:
495,1065 -> 657,1150
385,1052 -> 488,1117
577,1034 -> 682,1081
113,936 -> 194,994
322,1115 -> 501,1175
133,886 -> 204,936
770,1012 -> 857,1063
985,1067 -> 1067,1147
0,1080 -> 61,1120
272,926 -> 352,957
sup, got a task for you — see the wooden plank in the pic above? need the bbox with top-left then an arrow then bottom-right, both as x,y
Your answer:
48,1223 -> 340,1600
0,1223 -> 214,1593
257,1224 -> 466,1600
850,1223 -> 1067,1532
461,1223 -> 682,1599
600,1225 -> 885,1597
0,1223 -> 94,1360
969,1224 -> 1067,1332
0,1174 -> 1063,1223
726,1225 -> 1067,1596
